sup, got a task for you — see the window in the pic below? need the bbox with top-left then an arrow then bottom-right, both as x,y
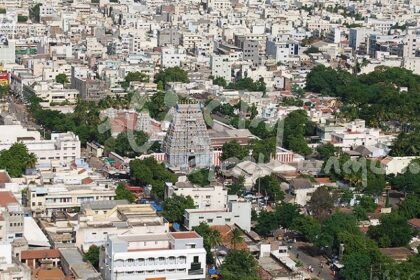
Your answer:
193,256 -> 199,263
207,219 -> 213,223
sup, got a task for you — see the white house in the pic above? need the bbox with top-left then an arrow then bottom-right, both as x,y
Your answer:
164,182 -> 228,210
103,231 -> 206,280
184,196 -> 251,232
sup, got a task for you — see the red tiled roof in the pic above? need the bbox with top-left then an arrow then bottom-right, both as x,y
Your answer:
82,177 -> 93,184
170,232 -> 200,239
0,171 -> 11,184
21,249 -> 60,260
0,191 -> 18,207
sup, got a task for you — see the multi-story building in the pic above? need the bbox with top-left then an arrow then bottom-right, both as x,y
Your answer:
0,38 -> 15,64
184,196 -> 252,232
403,27 -> 420,58
103,231 -> 206,280
0,191 -> 24,242
161,47 -> 187,68
210,54 -> 231,82
266,38 -> 300,64
165,182 -> 228,210
28,184 -> 116,216
158,28 -> 181,47
349,28 -> 368,50
23,82 -> 79,105
76,201 -> 169,252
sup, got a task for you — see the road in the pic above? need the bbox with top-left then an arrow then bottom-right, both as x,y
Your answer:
289,242 -> 335,280
8,95 -> 43,134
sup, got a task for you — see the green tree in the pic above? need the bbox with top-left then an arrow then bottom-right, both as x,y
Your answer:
146,91 -> 177,121
83,245 -> 100,270
129,158 -> 177,200
255,210 -> 277,237
154,67 -> 189,85
121,71 -> 149,89
316,143 -> 338,160
291,215 -> 321,242
307,187 -> 334,221
187,168 -> 212,187
226,176 -> 245,195
0,143 -> 37,177
220,250 -> 259,280
213,77 -> 227,87
221,140 -> 248,161
29,3 -> 42,23
0,85 -> 9,99
367,213 -> 413,247
275,203 -> 301,228
315,212 -> 359,254
340,252 -> 372,280
115,184 -> 136,203
230,228 -> 244,250
251,138 -> 276,163
55,73 -> 69,85
397,194 -> 420,219
193,223 -> 222,264
162,194 -> 195,223
17,15 -> 28,22
255,175 -> 284,202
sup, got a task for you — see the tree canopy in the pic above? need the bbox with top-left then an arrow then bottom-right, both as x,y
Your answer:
162,194 -> 194,223
129,157 -> 177,200
154,67 -> 189,85
55,73 -> 69,85
220,250 -> 260,280
115,184 -> 136,203
0,143 -> 37,177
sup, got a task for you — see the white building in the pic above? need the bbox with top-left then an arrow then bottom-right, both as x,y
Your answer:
76,202 -> 169,252
161,47 -> 187,68
0,39 -> 15,64
165,182 -> 228,210
0,126 -> 82,165
266,39 -> 299,64
184,196 -> 251,232
0,243 -> 31,280
329,120 -> 394,151
23,82 -> 79,105
103,231 -> 206,280
28,183 -> 116,216
210,54 -> 231,82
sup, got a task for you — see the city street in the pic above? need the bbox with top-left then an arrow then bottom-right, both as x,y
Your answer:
289,242 -> 335,280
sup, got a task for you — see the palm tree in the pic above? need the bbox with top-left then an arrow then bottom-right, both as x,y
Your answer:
230,228 -> 244,250
25,153 -> 37,168
207,229 -> 222,266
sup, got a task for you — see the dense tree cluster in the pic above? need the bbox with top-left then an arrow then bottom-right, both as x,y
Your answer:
120,71 -> 149,89
254,175 -> 284,202
187,168 -> 212,187
306,65 -> 420,156
162,194 -> 194,223
0,143 -> 37,177
226,77 -> 266,93
129,157 -> 177,200
220,250 -> 260,280
154,67 -> 189,86
115,184 -> 136,203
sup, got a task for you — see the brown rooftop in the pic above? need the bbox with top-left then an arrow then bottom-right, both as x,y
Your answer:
21,249 -> 60,260
170,231 -> 200,239
0,171 -> 11,184
0,191 -> 18,207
